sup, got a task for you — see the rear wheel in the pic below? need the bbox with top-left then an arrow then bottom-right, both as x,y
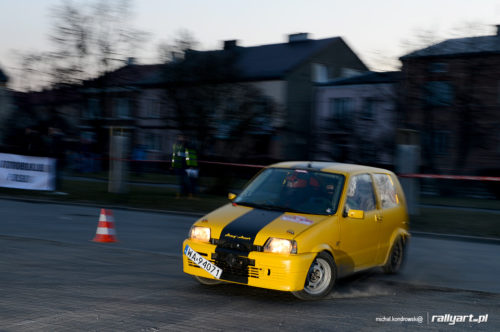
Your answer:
193,275 -> 223,286
292,252 -> 336,300
383,237 -> 406,274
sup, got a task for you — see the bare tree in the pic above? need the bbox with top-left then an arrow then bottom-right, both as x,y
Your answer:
91,0 -> 148,72
16,0 -> 148,90
157,29 -> 198,63
161,35 -> 277,161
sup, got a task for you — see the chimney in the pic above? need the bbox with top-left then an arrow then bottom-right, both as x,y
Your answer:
223,40 -> 238,50
126,57 -> 136,65
288,33 -> 309,43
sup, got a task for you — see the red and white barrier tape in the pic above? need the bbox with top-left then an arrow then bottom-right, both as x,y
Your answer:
92,157 -> 500,182
398,174 -> 500,182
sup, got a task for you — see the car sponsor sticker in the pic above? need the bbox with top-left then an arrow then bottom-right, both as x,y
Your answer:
184,245 -> 222,279
281,215 -> 313,225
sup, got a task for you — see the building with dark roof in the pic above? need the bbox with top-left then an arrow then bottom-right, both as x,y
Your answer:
138,33 -> 368,160
400,26 -> 500,175
313,71 -> 402,167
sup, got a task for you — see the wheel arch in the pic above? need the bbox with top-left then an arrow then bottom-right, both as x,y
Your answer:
381,228 -> 410,266
310,243 -> 336,262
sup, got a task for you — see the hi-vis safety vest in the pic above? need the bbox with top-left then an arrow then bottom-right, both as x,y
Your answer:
185,148 -> 198,167
172,144 -> 198,168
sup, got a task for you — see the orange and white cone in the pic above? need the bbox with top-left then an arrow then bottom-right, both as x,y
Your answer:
93,208 -> 118,243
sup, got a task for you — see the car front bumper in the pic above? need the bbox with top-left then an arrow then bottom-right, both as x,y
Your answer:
182,239 -> 315,292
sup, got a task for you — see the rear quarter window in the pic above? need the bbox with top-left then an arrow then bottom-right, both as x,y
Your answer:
373,173 -> 400,209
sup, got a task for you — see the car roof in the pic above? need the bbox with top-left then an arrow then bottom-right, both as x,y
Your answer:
268,161 -> 393,176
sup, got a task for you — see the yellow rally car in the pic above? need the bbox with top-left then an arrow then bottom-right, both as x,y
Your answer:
182,162 -> 410,300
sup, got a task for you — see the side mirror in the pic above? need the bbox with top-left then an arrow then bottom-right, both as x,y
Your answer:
228,193 -> 237,201
344,208 -> 364,219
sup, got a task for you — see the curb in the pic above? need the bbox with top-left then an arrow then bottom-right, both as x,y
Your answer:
411,231 -> 500,245
0,195 -> 206,218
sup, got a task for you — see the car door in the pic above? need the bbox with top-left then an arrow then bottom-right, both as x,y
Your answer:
339,173 -> 382,270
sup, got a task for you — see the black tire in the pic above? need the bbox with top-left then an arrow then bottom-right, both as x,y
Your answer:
292,252 -> 336,300
383,237 -> 406,274
193,275 -> 224,286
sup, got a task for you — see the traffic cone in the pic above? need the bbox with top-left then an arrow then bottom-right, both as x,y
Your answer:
93,208 -> 118,243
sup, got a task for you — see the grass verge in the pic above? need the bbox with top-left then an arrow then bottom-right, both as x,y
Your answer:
0,180 -> 227,214
411,207 -> 500,238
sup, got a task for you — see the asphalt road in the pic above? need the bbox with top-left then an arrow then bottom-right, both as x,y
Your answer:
0,199 -> 499,331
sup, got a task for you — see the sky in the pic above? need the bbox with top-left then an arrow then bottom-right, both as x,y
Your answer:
2,0 -> 500,89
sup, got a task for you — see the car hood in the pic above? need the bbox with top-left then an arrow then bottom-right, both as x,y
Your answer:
194,203 -> 330,247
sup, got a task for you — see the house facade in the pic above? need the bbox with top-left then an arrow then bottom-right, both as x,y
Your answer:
313,72 -> 401,168
80,63 -> 166,162
400,27 -> 500,174
136,33 -> 368,162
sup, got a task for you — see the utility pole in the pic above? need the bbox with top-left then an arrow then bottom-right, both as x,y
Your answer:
108,127 -> 129,193
396,129 -> 420,216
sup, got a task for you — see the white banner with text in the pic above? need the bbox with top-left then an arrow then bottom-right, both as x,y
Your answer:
0,153 -> 55,191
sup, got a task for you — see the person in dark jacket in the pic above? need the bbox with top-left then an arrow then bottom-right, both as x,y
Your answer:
171,134 -> 198,197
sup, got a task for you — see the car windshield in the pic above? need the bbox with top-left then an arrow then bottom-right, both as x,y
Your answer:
234,168 -> 345,215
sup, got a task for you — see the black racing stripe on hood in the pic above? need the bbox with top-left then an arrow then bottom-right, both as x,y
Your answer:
215,209 -> 282,284
218,208 -> 283,251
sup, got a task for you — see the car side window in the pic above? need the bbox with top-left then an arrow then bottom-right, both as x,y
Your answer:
373,173 -> 399,209
345,174 -> 376,212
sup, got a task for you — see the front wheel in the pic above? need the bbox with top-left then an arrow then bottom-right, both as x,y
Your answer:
193,275 -> 223,286
292,252 -> 336,300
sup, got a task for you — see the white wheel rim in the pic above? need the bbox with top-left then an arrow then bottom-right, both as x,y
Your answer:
304,257 -> 331,295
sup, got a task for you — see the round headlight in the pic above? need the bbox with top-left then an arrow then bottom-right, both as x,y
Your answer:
264,238 -> 297,254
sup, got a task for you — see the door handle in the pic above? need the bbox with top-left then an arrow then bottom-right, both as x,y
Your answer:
375,215 -> 383,222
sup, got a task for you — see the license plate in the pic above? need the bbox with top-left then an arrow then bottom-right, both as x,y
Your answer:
184,245 -> 222,279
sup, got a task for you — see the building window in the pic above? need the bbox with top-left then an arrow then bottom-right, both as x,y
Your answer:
145,99 -> 162,118
113,98 -> 130,118
425,81 -> 454,106
81,131 -> 96,143
429,62 -> 448,73
340,68 -> 362,78
144,132 -> 162,151
497,81 -> 500,105
328,98 -> 353,129
497,129 -> 500,154
312,63 -> 328,83
433,131 -> 449,155
84,98 -> 100,119
329,98 -> 352,121
362,98 -> 376,120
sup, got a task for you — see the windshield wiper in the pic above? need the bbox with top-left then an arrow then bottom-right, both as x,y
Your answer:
235,202 -> 309,213
234,201 -> 284,211
233,201 -> 260,208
